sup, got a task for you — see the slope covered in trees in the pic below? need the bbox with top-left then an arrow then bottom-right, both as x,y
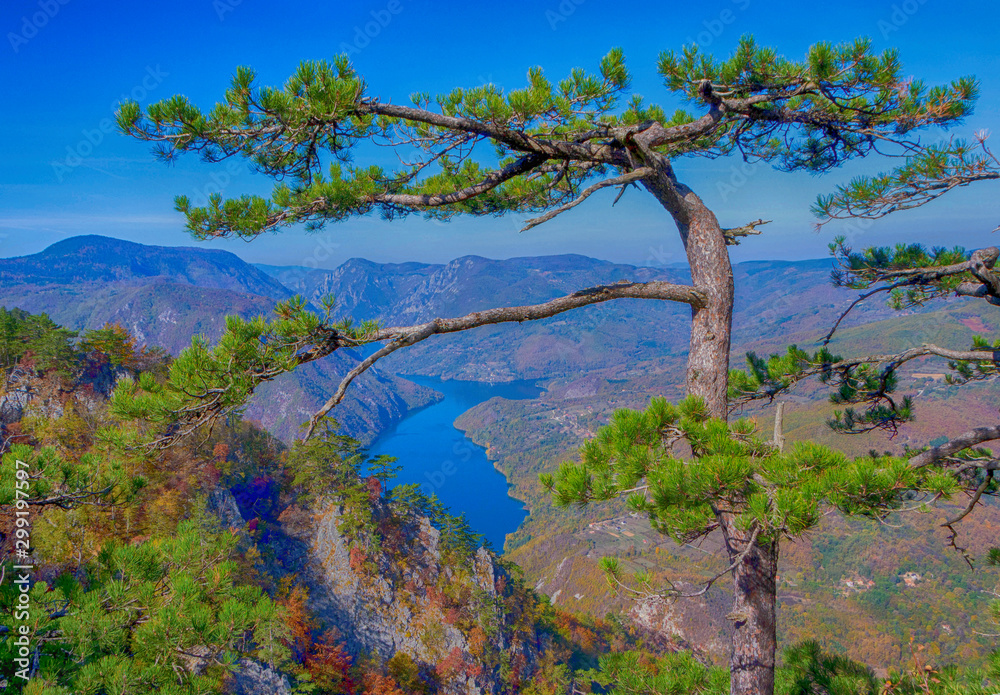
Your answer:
5,33 -> 1000,695
0,310 -> 681,694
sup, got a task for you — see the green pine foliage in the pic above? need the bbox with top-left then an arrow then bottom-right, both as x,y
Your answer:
0,308 -> 78,378
109,296 -> 380,449
0,519 -> 289,694
828,238 -> 972,308
729,236 -> 1000,433
0,313 -> 299,695
577,649 -> 729,694
729,344 -> 918,434
775,641 -> 879,695
946,334 -> 1000,385
815,137 -> 999,222
0,442 -> 146,510
117,37 -> 976,240
543,395 -> 957,592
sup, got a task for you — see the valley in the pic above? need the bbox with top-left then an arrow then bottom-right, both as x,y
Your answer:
2,234 -> 998,675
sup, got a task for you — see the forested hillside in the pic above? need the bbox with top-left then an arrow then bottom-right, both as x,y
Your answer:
0,308 -> 690,694
3,237 -> 998,689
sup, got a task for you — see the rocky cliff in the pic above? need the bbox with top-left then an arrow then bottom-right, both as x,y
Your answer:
268,496 -> 544,694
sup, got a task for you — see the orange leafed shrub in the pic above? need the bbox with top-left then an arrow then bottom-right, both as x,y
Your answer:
468,626 -> 488,658
362,672 -> 405,695
304,630 -> 355,694
281,584 -> 317,662
349,546 -> 368,574
436,647 -> 465,680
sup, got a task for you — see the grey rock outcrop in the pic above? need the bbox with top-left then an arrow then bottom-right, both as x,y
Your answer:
273,499 -> 541,695
226,659 -> 292,695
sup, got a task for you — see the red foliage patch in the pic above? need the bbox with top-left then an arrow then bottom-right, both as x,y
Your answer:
365,476 -> 383,501
436,647 -> 465,680
958,316 -> 990,333
349,546 -> 368,574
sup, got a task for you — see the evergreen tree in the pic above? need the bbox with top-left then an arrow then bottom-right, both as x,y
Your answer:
114,39 -> 991,695
116,37 -> 974,421
0,520 -> 289,694
20,314 -> 78,378
543,396 -> 959,695
0,307 -> 30,370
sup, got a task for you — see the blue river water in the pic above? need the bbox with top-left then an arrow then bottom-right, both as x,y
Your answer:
366,375 -> 542,549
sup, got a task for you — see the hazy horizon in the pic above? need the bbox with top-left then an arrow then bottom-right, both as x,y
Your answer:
3,232 -> 847,272
3,1 -> 999,268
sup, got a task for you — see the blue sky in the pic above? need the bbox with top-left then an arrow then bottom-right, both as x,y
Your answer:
2,0 -> 999,269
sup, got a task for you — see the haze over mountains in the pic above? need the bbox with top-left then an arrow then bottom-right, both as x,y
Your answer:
0,234 -> 980,442
5,234 -> 998,670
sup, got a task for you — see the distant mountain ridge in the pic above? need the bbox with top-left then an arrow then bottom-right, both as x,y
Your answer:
0,235 -> 944,422
2,235 -> 888,387
0,235 -> 441,444
1,235 -> 293,300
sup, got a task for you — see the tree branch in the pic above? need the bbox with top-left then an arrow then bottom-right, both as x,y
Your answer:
299,279 -> 704,439
365,100 -> 625,164
722,218 -> 770,246
373,152 -> 550,207
823,246 -> 1000,343
941,468 -> 995,526
733,343 -> 1000,408
519,168 -> 653,231
908,426 -> 1000,469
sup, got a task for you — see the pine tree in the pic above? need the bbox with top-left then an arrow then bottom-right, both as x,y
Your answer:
0,520 -> 289,694
543,396 -> 959,694
115,38 -> 987,695
116,37 -> 975,423
0,307 -> 29,370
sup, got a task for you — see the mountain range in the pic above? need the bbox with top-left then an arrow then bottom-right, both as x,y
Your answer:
0,234 -> 977,440
0,236 -> 440,443
3,234 -> 998,672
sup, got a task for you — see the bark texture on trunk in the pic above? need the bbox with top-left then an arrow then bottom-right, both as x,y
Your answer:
721,515 -> 778,695
642,161 -> 773,695
641,170 -> 734,419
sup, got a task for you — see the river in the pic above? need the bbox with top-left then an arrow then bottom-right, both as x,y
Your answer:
366,375 -> 542,549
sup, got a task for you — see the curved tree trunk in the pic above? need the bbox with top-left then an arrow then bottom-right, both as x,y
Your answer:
721,515 -> 779,695
641,171 -> 734,419
677,197 -> 734,420
643,165 -> 776,695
